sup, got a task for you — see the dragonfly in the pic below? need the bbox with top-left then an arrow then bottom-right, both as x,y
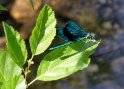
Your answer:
49,21 -> 95,50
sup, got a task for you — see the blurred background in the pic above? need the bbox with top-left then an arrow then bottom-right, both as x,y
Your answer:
0,0 -> 124,89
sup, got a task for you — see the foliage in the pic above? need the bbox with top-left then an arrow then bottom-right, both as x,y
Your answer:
0,4 -> 7,11
29,0 -> 34,9
0,5 -> 100,89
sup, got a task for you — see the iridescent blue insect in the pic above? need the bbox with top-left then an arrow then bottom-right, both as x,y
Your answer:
49,21 -> 94,50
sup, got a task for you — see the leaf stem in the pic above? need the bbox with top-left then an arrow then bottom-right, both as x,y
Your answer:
24,55 -> 34,79
28,55 -> 34,69
27,78 -> 37,87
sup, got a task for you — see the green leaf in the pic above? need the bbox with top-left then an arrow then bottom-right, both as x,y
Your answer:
0,49 -> 22,83
29,5 -> 56,55
29,0 -> 34,9
0,82 -> 2,88
0,4 -> 7,11
0,73 -> 4,83
1,75 -> 26,89
3,22 -> 27,68
36,39 -> 100,81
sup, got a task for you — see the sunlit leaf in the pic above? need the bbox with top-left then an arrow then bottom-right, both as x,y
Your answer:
36,39 -> 100,81
29,5 -> 56,55
1,75 -> 26,89
0,49 -> 22,84
3,22 -> 27,68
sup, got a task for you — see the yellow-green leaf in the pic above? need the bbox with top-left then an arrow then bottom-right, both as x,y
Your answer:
29,5 -> 56,55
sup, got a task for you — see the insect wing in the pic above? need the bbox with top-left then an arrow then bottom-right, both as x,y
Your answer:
57,27 -> 69,41
64,21 -> 88,41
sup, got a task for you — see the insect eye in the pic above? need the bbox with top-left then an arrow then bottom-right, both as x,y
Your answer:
89,33 -> 95,40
